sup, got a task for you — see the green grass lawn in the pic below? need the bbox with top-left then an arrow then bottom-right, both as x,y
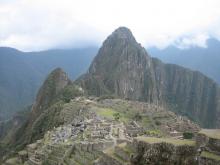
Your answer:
135,136 -> 196,146
92,107 -> 129,123
199,129 -> 220,140
201,151 -> 220,161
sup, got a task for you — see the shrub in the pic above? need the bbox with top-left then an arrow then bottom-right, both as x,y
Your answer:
183,132 -> 194,139
155,120 -> 161,126
133,112 -> 142,121
113,112 -> 121,121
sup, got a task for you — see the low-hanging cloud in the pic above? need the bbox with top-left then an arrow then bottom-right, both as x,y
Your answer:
0,0 -> 220,51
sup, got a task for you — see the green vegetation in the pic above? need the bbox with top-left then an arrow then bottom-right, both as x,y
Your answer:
93,107 -> 128,122
133,112 -> 142,121
183,132 -> 194,139
113,113 -> 121,121
136,136 -> 196,146
60,85 -> 83,103
144,130 -> 162,137
155,120 -> 161,126
31,101 -> 65,142
199,129 -> 220,140
201,151 -> 220,161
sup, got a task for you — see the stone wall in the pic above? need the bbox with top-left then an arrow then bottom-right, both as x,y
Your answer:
130,139 -> 197,165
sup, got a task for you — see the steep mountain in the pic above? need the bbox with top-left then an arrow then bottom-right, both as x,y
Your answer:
78,27 -> 220,128
0,47 -> 97,120
148,38 -> 220,84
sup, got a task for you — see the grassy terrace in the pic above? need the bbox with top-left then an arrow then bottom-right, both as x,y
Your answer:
92,107 -> 129,122
199,129 -> 220,140
135,136 -> 196,146
201,151 -> 220,161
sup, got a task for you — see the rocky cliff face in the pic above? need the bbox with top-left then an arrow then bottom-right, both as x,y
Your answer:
152,59 -> 220,128
78,27 -> 220,128
80,27 -> 157,102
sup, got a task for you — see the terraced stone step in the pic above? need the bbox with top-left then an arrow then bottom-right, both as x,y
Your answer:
201,151 -> 220,162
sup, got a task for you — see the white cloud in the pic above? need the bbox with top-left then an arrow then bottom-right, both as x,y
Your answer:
0,0 -> 220,51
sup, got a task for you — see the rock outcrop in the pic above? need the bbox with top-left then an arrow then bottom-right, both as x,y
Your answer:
78,27 -> 220,128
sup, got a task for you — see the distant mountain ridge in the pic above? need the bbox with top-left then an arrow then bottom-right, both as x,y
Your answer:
0,47 -> 98,120
148,38 -> 220,84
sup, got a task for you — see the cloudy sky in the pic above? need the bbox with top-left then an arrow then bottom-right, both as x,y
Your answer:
1,0 -> 220,51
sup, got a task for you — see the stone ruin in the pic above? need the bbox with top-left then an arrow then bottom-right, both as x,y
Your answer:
17,115 -> 143,165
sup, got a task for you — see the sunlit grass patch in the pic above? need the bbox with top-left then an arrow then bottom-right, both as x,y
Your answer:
201,151 -> 220,161
135,136 -> 195,146
92,107 -> 129,122
199,129 -> 220,140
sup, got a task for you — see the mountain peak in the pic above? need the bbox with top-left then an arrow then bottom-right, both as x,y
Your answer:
111,26 -> 135,41
82,27 -> 154,100
103,27 -> 137,45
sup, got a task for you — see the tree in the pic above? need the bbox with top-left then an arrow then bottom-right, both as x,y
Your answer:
113,113 -> 120,121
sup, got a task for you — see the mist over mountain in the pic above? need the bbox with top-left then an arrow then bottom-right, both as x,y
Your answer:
148,38 -> 220,84
0,47 -> 97,120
